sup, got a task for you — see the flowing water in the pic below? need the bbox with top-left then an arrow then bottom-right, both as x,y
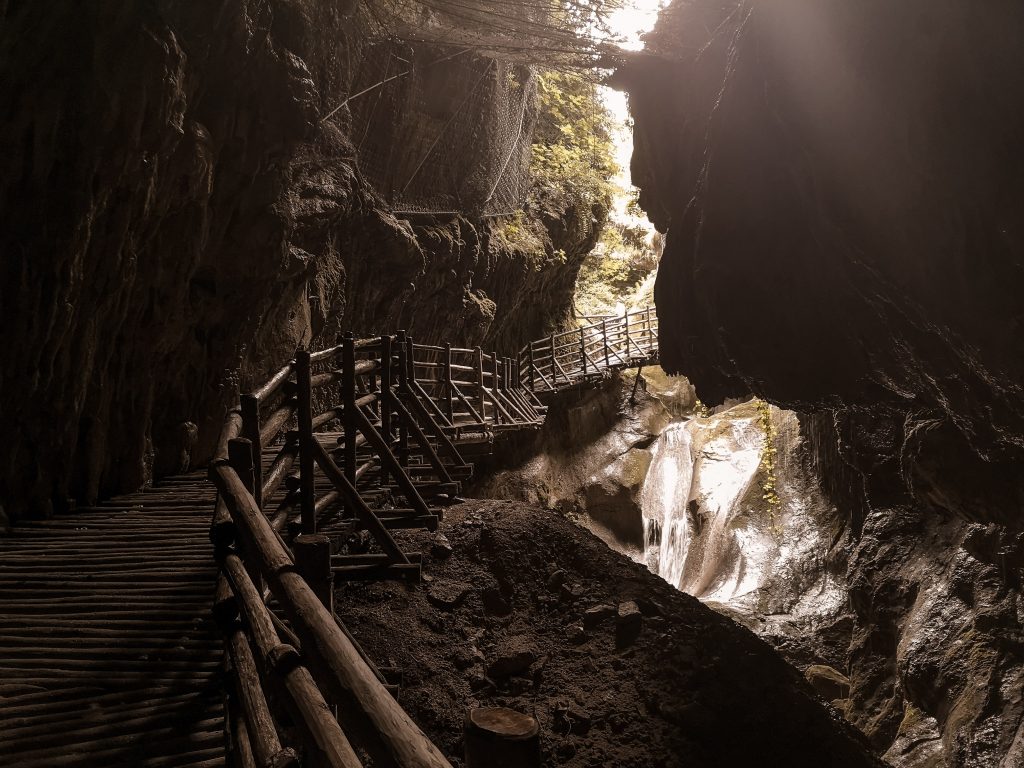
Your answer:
639,422 -> 694,589
638,404 -> 844,620
639,409 -> 767,601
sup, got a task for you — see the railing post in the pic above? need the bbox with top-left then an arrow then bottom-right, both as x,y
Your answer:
580,327 -> 587,378
240,394 -> 263,508
549,334 -> 557,385
491,353 -> 502,424
380,334 -> 393,489
293,533 -> 333,616
405,336 -> 416,388
228,437 -> 264,593
396,330 -> 410,466
624,309 -> 631,361
475,346 -> 486,422
342,332 -> 357,486
443,342 -> 454,422
295,350 -> 316,535
527,344 -> 536,392
602,320 -> 609,368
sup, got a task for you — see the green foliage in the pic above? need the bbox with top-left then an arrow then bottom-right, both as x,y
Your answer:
529,71 -> 617,221
756,399 -> 781,512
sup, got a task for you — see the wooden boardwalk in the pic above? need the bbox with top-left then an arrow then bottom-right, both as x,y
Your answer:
0,310 -> 659,767
0,474 -> 224,768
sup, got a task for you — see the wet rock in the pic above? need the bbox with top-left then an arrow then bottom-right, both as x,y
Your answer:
582,604 -> 616,629
882,708 -> 945,768
427,580 -> 472,611
615,601 -> 643,648
486,636 -> 537,678
804,665 -> 851,702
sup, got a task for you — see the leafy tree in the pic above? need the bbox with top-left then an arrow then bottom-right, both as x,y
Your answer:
529,70 -> 617,221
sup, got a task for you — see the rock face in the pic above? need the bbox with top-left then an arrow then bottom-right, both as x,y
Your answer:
620,2 -> 1024,766
623,0 -> 1024,526
0,2 -> 594,521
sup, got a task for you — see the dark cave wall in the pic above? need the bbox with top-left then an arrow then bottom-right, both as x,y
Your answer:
623,0 -> 1024,526
0,0 -> 584,522
622,1 -> 1024,765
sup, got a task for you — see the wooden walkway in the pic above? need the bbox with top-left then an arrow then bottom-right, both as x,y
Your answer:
0,475 -> 224,768
0,310 -> 659,767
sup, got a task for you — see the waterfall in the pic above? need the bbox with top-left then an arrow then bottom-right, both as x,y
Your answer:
639,422 -> 694,590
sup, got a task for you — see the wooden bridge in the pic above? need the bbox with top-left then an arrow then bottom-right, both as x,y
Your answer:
0,310 -> 658,767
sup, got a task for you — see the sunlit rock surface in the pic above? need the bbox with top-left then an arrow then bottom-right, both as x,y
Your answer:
641,402 -> 845,631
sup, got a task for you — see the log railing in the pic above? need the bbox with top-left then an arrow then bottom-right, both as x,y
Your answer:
208,330 -> 549,767
517,306 -> 659,392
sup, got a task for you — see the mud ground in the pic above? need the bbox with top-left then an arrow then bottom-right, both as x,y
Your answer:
335,499 -> 883,768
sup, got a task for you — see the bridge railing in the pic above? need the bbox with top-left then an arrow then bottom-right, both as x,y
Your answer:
208,330 -> 548,767
518,306 -> 659,392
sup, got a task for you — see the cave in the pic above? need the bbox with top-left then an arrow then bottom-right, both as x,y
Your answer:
1,1 -> 1021,767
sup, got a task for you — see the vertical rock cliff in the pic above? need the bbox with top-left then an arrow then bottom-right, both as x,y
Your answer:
620,1 -> 1024,764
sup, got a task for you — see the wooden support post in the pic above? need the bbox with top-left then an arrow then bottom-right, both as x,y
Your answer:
630,365 -> 644,405
405,336 -> 416,388
342,333 -> 357,486
295,350 -> 317,535
491,353 -> 502,424
443,343 -> 455,423
475,347 -> 486,422
624,309 -> 631,362
294,533 -> 333,614
228,437 -> 264,594
602,320 -> 610,368
527,344 -> 536,392
396,331 -> 410,467
580,327 -> 587,378
549,334 -> 557,385
380,335 -> 393,489
240,394 -> 263,508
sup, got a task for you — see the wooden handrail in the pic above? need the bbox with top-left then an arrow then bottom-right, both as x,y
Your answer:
210,462 -> 452,768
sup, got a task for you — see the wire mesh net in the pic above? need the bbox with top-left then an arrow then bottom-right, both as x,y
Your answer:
348,42 -> 536,217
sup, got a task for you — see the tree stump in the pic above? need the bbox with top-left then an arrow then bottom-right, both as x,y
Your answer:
464,707 -> 540,768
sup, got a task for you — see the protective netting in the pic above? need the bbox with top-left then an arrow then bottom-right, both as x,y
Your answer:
348,43 -> 535,217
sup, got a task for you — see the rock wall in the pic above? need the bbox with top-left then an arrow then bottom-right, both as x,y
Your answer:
620,2 -> 1024,765
0,1 -> 591,523
622,0 -> 1024,526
